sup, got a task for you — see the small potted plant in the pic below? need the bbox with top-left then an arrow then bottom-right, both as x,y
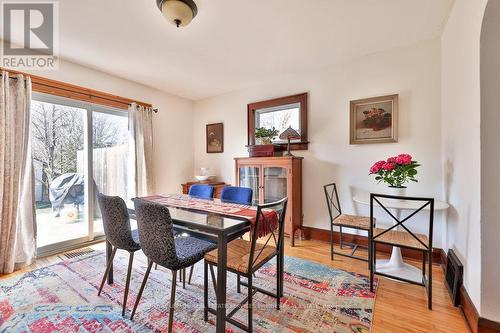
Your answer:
255,127 -> 279,145
369,153 -> 420,195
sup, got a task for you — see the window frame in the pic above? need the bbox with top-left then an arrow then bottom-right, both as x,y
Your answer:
247,92 -> 308,151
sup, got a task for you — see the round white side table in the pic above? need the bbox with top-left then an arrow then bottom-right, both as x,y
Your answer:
353,194 -> 449,283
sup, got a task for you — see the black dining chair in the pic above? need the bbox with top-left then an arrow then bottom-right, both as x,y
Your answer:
96,193 -> 140,317
369,193 -> 435,309
323,183 -> 374,263
203,197 -> 288,332
130,198 -> 217,332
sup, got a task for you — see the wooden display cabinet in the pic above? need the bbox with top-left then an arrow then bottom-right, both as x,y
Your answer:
235,156 -> 303,246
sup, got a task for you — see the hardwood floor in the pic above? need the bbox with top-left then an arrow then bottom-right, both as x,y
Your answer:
1,239 -> 468,333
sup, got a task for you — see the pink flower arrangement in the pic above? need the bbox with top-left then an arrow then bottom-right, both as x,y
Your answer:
369,153 -> 420,187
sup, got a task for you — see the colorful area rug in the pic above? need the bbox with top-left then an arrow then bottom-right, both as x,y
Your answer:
0,250 -> 377,332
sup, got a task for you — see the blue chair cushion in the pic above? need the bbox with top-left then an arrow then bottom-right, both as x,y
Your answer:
188,184 -> 214,199
220,186 -> 253,205
131,228 -> 140,245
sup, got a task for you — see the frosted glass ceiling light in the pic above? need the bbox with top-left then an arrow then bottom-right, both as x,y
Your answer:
156,0 -> 198,28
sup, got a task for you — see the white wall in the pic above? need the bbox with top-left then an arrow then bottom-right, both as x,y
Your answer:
441,0 -> 487,316
193,39 -> 444,246
480,0 -> 500,322
22,59 -> 194,195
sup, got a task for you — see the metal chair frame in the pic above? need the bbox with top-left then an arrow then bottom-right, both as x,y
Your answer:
203,198 -> 288,332
324,183 -> 369,262
369,193 -> 434,309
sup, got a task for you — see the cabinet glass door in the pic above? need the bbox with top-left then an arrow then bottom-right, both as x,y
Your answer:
239,166 -> 260,205
263,167 -> 287,203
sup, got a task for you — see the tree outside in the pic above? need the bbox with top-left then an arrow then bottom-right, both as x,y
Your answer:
31,100 -> 127,204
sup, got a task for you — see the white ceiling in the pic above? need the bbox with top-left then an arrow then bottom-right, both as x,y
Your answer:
53,0 -> 453,100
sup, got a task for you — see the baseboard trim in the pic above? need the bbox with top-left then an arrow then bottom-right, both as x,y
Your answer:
433,251 -> 500,333
479,318 -> 500,333
302,226 -> 442,264
460,285 -> 480,333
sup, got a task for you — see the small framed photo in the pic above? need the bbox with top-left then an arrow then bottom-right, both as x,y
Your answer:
350,94 -> 398,144
206,123 -> 224,153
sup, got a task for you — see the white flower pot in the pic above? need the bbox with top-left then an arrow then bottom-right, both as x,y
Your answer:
388,186 -> 407,197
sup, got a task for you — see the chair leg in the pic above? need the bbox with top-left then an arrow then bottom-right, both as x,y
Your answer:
209,264 -> 217,292
276,256 -> 280,310
237,273 -> 241,293
98,247 -> 117,296
122,251 -> 134,316
368,230 -> 372,272
339,226 -> 344,249
248,274 -> 253,332
204,260 -> 209,322
188,265 -> 194,284
370,242 -> 375,292
130,260 -> 153,320
330,222 -> 334,261
422,252 -> 427,284
169,270 -> 177,333
428,251 -> 433,310
183,268 -> 186,289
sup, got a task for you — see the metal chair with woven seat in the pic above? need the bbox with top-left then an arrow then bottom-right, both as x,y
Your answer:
369,193 -> 435,309
130,198 -> 217,332
96,193 -> 141,317
323,183 -> 374,263
203,197 -> 288,332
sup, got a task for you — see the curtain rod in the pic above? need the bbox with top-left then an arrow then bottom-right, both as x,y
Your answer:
129,103 -> 158,113
0,73 -> 158,113
0,72 -> 28,81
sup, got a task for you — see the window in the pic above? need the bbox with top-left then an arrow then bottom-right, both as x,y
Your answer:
247,93 -> 308,150
32,93 -> 132,254
255,103 -> 301,143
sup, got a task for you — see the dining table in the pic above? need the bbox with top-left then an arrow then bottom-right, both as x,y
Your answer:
105,194 -> 283,333
353,194 -> 449,283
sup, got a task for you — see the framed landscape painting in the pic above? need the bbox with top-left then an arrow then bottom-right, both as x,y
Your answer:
350,94 -> 398,144
206,122 -> 224,153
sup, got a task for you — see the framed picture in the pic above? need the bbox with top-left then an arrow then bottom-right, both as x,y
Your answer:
350,94 -> 398,144
206,123 -> 224,153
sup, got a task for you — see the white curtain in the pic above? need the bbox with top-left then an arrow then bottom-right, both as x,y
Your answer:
128,103 -> 154,198
0,72 -> 35,274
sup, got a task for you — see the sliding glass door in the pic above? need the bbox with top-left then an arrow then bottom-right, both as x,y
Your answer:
32,99 -> 89,248
92,109 -> 131,236
32,93 -> 131,255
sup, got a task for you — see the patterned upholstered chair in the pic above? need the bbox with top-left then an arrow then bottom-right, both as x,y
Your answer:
96,193 -> 140,317
220,186 -> 253,205
188,184 -> 214,199
130,198 -> 217,332
203,197 -> 288,332
323,183 -> 374,263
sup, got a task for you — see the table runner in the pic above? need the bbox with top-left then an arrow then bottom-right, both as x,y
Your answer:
140,194 -> 279,237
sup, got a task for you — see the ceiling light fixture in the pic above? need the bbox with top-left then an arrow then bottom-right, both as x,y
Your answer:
156,0 -> 198,28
